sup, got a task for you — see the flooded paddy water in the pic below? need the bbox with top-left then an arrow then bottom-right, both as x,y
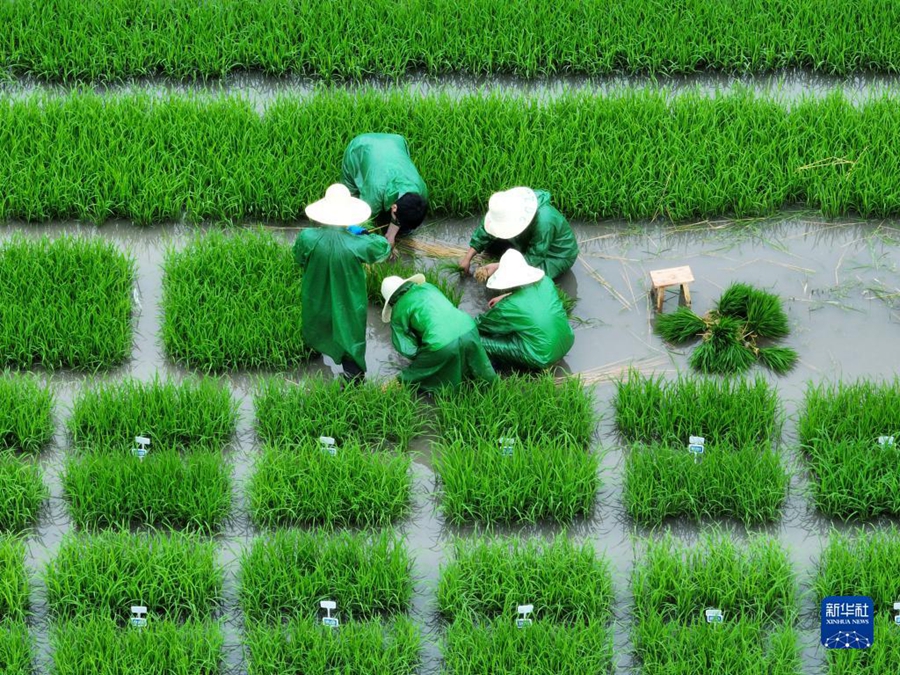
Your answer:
4,213 -> 900,673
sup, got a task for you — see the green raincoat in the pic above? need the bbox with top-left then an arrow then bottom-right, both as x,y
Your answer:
340,133 -> 429,218
476,276 -> 574,370
389,282 -> 497,391
293,228 -> 390,371
469,190 -> 578,279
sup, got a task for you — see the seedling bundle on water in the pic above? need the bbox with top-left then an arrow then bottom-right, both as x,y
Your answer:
655,283 -> 797,374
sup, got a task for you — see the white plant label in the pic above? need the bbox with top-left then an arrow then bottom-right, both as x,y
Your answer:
705,608 -> 724,623
516,603 -> 534,628
130,605 -> 148,628
319,436 -> 337,456
499,436 -> 517,457
878,436 -> 895,447
132,436 -> 150,461
894,602 -> 900,625
321,600 -> 339,628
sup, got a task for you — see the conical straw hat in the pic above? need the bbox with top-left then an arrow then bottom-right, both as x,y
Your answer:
305,183 -> 372,226
483,187 -> 538,239
486,249 -> 545,290
381,274 -> 426,322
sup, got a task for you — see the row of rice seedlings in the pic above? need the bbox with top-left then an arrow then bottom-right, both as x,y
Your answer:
70,376 -> 236,454
442,618 -> 613,675
0,537 -> 29,622
9,90 -> 900,223
45,531 -> 221,623
162,229 -> 309,371
52,618 -> 222,675
0,456 -> 47,532
2,0 -> 897,81
434,439 -> 598,524
615,372 -> 779,448
365,258 -> 463,308
63,450 -> 231,533
799,380 -> 900,519
0,620 -> 32,675
437,537 -> 612,624
624,443 -> 790,525
825,615 -> 900,675
239,530 -> 412,624
434,375 -> 595,446
0,235 -> 134,369
248,443 -> 412,528
0,374 -> 54,454
254,377 -> 420,450
245,617 -> 420,675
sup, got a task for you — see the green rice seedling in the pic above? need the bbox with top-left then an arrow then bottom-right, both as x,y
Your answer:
248,442 -> 412,528
633,534 -> 797,625
434,374 -> 594,446
254,377 -> 420,450
0,235 -> 134,369
0,374 -> 54,454
634,615 -> 801,675
442,619 -> 613,675
757,346 -> 799,375
162,229 -> 309,371
52,617 -> 222,675
0,536 -> 29,622
615,372 -> 779,448
814,529 -> 900,614
689,330 -> 755,375
717,283 -> 790,339
246,616 -> 420,675
0,456 -> 47,532
624,443 -> 789,525
715,283 -> 756,318
63,450 -> 230,533
434,439 -> 598,524
70,376 -> 236,454
799,380 -> 900,446
555,287 -> 576,317
654,307 -> 707,345
45,531 -> 221,623
437,536 -> 612,624
0,620 -> 32,675
240,530 -> 412,624
825,615 -> 900,674
366,258 -> 462,307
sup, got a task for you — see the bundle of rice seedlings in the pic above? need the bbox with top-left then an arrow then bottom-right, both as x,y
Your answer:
655,307 -> 707,345
717,283 -> 790,339
365,258 -> 462,307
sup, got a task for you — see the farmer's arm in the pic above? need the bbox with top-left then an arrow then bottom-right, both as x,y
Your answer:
391,316 -> 419,358
459,221 -> 493,274
475,298 -> 516,337
357,234 -> 392,264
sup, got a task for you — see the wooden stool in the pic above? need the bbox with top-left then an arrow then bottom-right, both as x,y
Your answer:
650,266 -> 694,313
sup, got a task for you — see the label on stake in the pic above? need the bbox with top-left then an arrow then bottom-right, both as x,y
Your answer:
878,436 -> 895,448
705,609 -> 723,623
319,436 -> 337,456
320,600 -> 339,628
894,602 -> 900,625
499,436 -> 517,457
130,606 -> 148,628
132,436 -> 150,461
516,604 -> 533,628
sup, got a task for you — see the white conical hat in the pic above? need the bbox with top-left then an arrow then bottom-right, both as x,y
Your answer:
483,187 -> 538,239
304,183 -> 372,226
380,273 -> 425,323
486,249 -> 545,290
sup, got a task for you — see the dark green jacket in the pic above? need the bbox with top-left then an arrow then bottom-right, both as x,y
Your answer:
293,228 -> 390,370
340,133 -> 428,217
469,189 -> 578,279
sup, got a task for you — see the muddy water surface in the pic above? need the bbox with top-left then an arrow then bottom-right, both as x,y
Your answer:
5,215 -> 900,674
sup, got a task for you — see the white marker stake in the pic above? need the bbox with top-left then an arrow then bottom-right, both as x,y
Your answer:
132,436 -> 150,461
878,436 -> 895,448
319,436 -> 337,456
499,437 -> 516,457
688,436 -> 705,463
705,608 -> 723,623
321,600 -> 339,628
130,606 -> 148,628
894,602 -> 900,625
516,604 -> 533,628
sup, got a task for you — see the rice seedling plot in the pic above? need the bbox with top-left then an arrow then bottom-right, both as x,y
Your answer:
3,0 -> 900,81
655,283 -> 797,375
824,615 -> 900,674
0,620 -> 32,675
52,618 -> 222,675
632,535 -> 800,674
0,235 -> 134,369
814,530 -> 900,616
10,91 -> 900,222
0,456 -> 47,533
45,532 -> 221,623
240,530 -> 412,624
254,377 -> 420,450
438,537 -> 612,624
0,375 -> 54,454
442,618 -> 613,675
366,258 -> 462,307
162,229 -> 308,371
249,442 -> 411,528
246,617 -> 420,675
434,438 -> 598,524
0,537 -> 29,622
799,380 -> 900,519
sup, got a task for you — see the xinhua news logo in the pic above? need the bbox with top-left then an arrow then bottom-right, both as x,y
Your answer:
821,596 -> 874,649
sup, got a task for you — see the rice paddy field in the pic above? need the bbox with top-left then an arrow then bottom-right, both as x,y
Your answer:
7,7 -> 900,675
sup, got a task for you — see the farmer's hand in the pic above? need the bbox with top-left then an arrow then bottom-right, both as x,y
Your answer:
480,262 -> 499,278
487,293 -> 511,309
458,247 -> 477,275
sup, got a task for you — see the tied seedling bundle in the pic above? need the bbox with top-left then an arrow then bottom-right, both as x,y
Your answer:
655,283 -> 798,375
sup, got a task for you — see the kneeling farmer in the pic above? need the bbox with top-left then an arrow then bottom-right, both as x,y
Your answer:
459,187 -> 578,280
341,133 -> 429,249
294,184 -> 390,380
477,249 -> 574,370
381,274 -> 497,392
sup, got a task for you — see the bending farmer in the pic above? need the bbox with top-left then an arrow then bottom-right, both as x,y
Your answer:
459,187 -> 578,280
341,133 -> 429,249
477,249 -> 574,370
294,184 -> 390,380
381,274 -> 497,392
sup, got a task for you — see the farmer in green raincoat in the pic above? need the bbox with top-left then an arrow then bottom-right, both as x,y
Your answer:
294,184 -> 390,380
477,249 -> 574,370
380,274 -> 496,392
341,133 -> 429,249
458,187 -> 578,280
